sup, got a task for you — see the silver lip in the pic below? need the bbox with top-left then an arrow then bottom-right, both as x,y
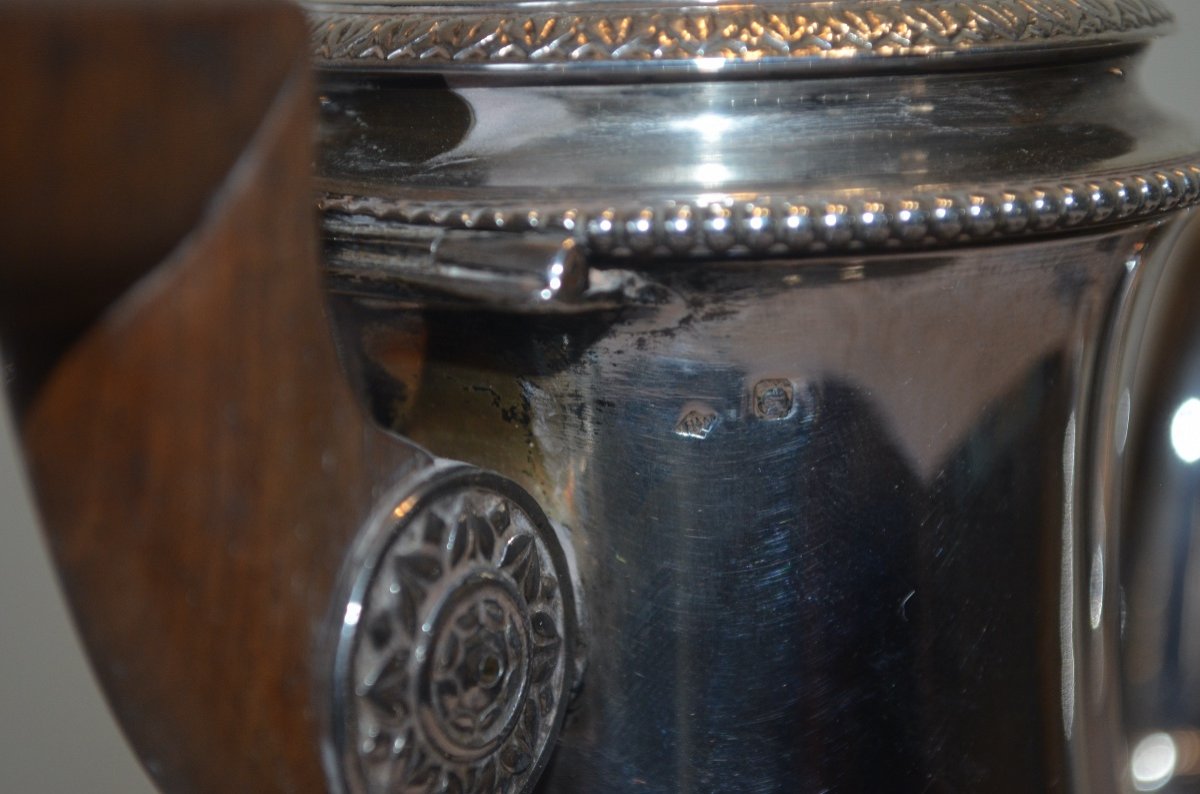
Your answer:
306,0 -> 1173,76
318,160 -> 1200,260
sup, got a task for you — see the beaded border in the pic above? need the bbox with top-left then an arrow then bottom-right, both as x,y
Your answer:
307,0 -> 1172,72
319,163 -> 1200,260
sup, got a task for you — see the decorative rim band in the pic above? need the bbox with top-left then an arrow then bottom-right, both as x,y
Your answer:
306,0 -> 1172,74
319,162 -> 1200,260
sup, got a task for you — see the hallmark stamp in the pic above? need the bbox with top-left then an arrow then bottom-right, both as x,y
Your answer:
753,379 -> 794,420
675,409 -> 719,439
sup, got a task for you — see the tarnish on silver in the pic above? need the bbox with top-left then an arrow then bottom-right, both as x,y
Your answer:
327,464 -> 579,794
319,164 -> 1200,262
307,0 -> 1173,74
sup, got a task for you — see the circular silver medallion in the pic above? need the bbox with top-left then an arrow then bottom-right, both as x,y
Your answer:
328,465 -> 577,794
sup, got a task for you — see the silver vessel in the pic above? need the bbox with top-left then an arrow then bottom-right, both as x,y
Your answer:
306,1 -> 1200,791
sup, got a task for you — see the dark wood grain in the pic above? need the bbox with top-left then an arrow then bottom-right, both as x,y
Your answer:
1,0 -> 310,412
2,2 -> 426,791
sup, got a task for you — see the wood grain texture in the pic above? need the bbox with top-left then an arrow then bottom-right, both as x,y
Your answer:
0,1 -> 321,413
3,2 -> 427,791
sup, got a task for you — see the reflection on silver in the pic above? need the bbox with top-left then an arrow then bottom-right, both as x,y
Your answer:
1062,413 -> 1078,741
325,225 -> 1175,791
691,162 -> 731,188
1117,388 -> 1133,455
309,0 -> 1200,789
1090,545 -> 1105,632
1170,398 -> 1200,464
316,62 -> 1200,261
672,113 -> 734,143
1132,732 -> 1177,791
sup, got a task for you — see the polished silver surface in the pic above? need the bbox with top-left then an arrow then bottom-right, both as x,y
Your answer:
311,0 -> 1200,788
1104,220 -> 1200,793
316,55 -> 1200,261
307,0 -> 1172,77
324,218 -> 1200,792
327,463 -> 580,794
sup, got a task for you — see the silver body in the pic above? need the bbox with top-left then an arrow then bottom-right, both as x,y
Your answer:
328,216 -> 1200,792
310,2 -> 1200,790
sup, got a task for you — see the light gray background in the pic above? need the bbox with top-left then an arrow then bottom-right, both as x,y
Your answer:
3,3 -> 1199,791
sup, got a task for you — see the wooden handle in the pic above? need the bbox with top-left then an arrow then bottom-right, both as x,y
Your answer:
2,2 -> 427,791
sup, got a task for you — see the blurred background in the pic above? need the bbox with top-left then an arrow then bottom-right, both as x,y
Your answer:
2,1 -> 1200,791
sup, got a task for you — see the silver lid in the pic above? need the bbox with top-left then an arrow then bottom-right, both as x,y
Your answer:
308,0 -> 1173,77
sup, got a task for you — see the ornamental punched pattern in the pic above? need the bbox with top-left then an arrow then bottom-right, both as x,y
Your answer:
338,480 -> 574,794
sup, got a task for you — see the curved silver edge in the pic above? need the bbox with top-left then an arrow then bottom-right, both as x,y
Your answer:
306,0 -> 1172,74
319,160 -> 1200,261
